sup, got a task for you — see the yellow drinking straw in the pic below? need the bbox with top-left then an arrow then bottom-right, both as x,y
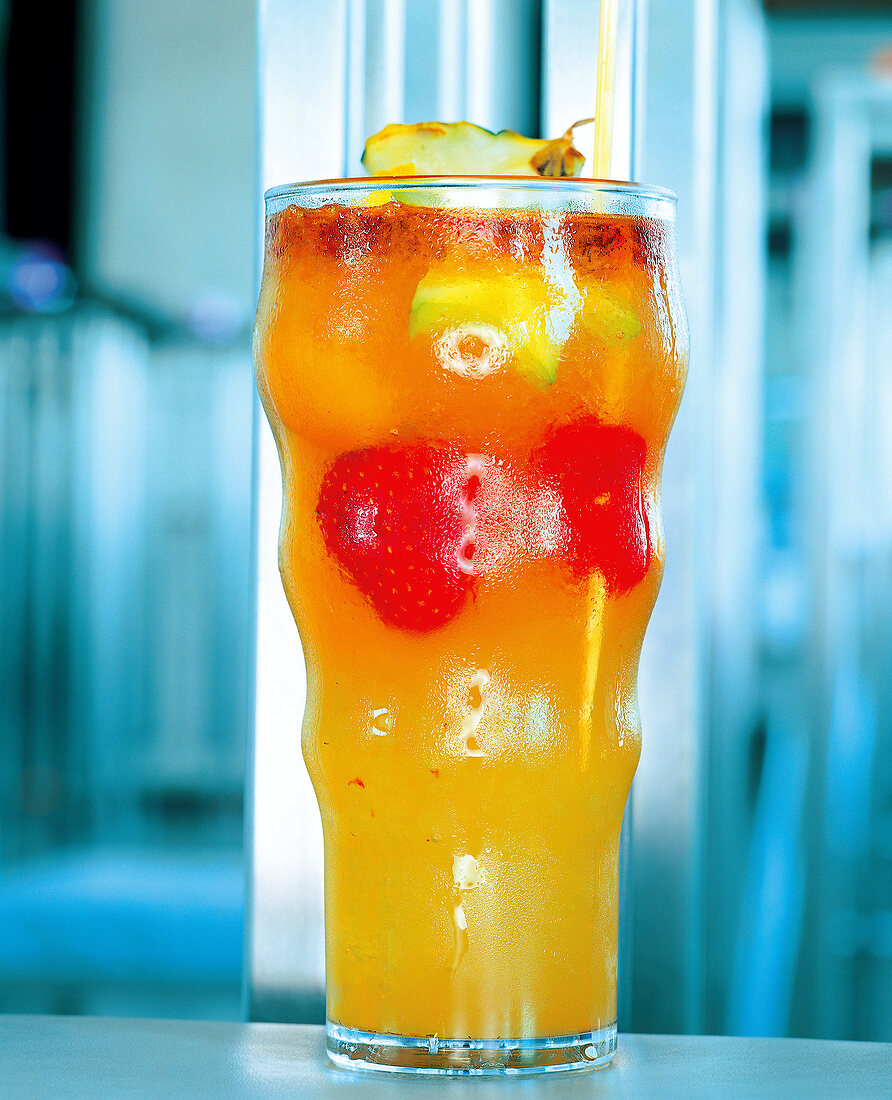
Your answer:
593,0 -> 619,179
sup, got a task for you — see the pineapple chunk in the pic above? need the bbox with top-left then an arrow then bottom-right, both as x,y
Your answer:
580,284 -> 642,345
362,120 -> 590,178
409,268 -> 578,386
409,269 -> 641,386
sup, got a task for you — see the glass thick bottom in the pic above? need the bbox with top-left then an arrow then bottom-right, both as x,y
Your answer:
326,1021 -> 617,1076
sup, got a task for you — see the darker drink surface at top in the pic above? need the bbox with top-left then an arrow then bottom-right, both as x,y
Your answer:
266,202 -> 668,277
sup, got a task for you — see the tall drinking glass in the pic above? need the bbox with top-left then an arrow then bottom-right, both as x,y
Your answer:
253,178 -> 687,1075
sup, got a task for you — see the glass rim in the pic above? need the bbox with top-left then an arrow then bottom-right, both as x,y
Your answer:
264,175 -> 678,206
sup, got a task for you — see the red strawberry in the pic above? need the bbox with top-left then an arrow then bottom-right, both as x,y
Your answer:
317,444 -> 473,631
536,418 -> 650,593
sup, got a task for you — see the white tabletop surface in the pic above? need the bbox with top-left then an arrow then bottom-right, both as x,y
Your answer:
1,1015 -> 891,1098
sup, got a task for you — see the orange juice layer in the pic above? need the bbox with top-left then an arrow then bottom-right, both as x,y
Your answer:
255,199 -> 687,1039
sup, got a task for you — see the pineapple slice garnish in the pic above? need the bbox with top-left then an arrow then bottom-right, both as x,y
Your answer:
362,119 -> 593,177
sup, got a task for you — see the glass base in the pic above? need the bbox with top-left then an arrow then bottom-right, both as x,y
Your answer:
326,1021 -> 617,1076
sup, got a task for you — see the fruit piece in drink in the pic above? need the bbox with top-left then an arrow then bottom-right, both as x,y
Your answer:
317,443 -> 472,631
362,119 -> 592,177
536,417 -> 651,593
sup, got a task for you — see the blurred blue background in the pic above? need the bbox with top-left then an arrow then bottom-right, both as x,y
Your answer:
1,0 -> 891,1042
0,0 -> 255,1020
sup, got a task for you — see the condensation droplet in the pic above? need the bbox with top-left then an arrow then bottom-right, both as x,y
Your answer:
371,707 -> 392,735
456,531 -> 477,575
453,853 -> 483,891
450,903 -> 469,973
435,324 -> 510,379
461,669 -> 489,757
456,455 -> 488,575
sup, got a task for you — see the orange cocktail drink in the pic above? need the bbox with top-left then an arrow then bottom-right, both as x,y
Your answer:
254,179 -> 687,1074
